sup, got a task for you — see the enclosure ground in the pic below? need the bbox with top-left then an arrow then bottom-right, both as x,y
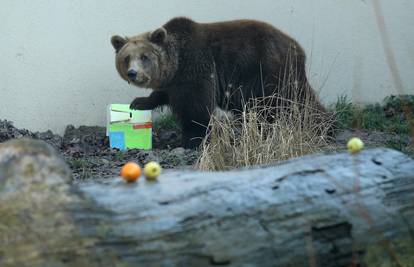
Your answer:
1,95 -> 413,180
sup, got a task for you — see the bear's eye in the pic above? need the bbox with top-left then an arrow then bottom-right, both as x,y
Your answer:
124,56 -> 130,66
140,55 -> 149,62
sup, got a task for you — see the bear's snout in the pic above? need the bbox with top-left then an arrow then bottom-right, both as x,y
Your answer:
127,69 -> 138,80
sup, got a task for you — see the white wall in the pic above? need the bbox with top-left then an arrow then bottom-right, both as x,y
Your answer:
1,0 -> 413,134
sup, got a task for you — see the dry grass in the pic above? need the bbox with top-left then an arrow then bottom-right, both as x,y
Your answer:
197,94 -> 335,171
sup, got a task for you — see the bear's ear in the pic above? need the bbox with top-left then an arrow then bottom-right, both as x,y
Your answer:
111,35 -> 127,52
150,27 -> 167,44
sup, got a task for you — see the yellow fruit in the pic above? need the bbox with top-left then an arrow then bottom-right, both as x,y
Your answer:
144,161 -> 162,180
120,162 -> 142,182
347,137 -> 364,154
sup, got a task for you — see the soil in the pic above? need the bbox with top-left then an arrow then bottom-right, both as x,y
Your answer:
0,120 -> 199,180
1,119 -> 412,181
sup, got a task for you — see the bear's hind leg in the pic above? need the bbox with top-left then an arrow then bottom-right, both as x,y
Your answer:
181,122 -> 209,149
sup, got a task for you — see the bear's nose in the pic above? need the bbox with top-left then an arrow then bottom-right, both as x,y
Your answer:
127,69 -> 138,80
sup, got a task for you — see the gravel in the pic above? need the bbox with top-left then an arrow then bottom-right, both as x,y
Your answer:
1,119 -> 412,181
0,120 -> 199,180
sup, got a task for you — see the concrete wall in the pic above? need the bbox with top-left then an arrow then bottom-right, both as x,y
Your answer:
1,0 -> 413,134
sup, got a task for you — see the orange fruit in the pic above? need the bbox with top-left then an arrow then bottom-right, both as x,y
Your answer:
120,162 -> 142,182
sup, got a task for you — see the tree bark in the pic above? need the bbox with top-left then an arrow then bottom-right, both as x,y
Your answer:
0,139 -> 413,267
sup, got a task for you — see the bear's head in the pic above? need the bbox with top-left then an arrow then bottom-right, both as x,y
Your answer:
111,27 -> 178,89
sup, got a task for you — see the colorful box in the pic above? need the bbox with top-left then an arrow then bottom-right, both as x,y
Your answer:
106,104 -> 152,150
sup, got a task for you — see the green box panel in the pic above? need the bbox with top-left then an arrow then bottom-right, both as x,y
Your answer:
109,123 -> 152,150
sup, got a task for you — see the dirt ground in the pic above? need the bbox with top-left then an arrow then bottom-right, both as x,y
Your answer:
0,119 -> 412,180
0,120 -> 199,180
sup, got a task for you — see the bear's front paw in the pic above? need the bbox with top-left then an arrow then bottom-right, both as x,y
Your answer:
130,97 -> 154,110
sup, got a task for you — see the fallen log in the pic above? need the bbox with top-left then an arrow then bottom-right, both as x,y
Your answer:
0,139 -> 413,267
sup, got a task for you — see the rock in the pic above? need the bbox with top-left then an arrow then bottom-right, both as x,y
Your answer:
0,120 -> 34,142
171,147 -> 185,155
101,158 -> 110,164
34,130 -> 63,150
63,125 -> 108,153
0,139 -> 97,266
153,129 -> 181,149
0,121 -> 63,150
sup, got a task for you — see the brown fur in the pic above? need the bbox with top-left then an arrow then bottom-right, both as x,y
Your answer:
111,17 -> 330,148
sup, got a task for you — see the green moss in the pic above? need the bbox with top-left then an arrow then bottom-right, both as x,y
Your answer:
67,158 -> 92,179
68,158 -> 87,170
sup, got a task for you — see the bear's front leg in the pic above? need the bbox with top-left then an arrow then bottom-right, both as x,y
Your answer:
130,91 -> 168,110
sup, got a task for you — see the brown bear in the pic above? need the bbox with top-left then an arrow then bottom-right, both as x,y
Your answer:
111,17 -> 330,148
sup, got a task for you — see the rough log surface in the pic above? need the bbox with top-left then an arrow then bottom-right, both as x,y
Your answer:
0,139 -> 413,267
